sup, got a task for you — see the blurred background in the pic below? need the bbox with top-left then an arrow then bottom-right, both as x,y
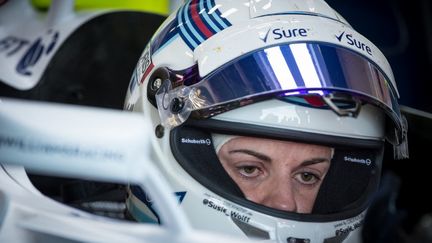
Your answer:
327,1 -> 432,241
327,0 -> 432,113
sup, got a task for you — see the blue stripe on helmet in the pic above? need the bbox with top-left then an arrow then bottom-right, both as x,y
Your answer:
183,0 -> 205,43
207,0 -> 231,28
150,18 -> 179,54
178,3 -> 199,49
199,0 -> 221,32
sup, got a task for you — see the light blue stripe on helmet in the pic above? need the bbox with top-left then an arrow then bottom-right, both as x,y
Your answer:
183,0 -> 205,43
206,0 -> 229,29
177,3 -> 199,49
199,0 -> 221,32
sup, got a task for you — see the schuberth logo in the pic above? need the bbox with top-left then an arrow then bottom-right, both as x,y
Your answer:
181,137 -> 211,145
344,156 -> 372,166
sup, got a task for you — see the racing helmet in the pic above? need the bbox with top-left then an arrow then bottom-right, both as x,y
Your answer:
123,0 -> 408,242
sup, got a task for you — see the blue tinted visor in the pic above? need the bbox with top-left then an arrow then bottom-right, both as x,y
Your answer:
156,43 -> 405,145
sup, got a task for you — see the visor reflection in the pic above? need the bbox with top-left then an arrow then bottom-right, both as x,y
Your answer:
156,43 -> 404,145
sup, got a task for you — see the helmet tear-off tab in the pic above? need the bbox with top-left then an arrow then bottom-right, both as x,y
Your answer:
322,92 -> 362,118
393,115 -> 409,160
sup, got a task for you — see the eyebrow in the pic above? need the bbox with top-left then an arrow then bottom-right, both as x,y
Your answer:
229,149 -> 271,162
301,158 -> 331,166
228,149 -> 331,166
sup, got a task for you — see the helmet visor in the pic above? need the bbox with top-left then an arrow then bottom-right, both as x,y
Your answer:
156,43 -> 404,145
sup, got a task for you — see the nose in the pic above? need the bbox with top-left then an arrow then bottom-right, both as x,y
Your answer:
259,178 -> 297,212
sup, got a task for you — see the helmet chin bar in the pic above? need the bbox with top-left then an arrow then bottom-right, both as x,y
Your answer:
322,92 -> 362,118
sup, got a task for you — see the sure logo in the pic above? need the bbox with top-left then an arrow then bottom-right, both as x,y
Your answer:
336,31 -> 372,56
260,27 -> 308,43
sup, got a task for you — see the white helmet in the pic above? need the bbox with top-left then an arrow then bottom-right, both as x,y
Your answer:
124,0 -> 408,242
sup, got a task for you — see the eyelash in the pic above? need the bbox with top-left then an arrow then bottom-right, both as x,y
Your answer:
294,171 -> 322,187
234,165 -> 324,187
236,165 -> 263,179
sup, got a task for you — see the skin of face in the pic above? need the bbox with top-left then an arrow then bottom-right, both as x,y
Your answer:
217,136 -> 333,213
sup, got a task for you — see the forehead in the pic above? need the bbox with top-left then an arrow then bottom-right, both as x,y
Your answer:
225,136 -> 332,153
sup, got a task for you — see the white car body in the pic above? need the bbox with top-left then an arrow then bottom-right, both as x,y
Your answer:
0,97 -> 247,243
0,1 -> 249,242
